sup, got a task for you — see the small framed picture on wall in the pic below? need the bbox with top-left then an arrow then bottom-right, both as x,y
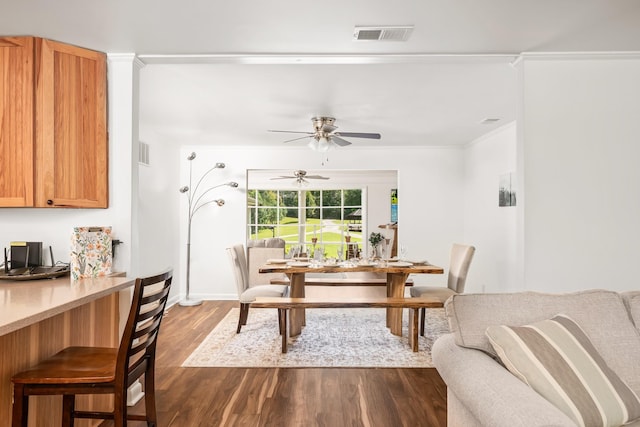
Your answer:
499,173 -> 516,207
390,189 -> 398,222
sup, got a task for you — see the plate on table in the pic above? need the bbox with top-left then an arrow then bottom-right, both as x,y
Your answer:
267,259 -> 289,264
321,262 -> 339,268
409,260 -> 429,266
287,261 -> 311,267
357,262 -> 377,267
338,262 -> 356,268
387,261 -> 413,267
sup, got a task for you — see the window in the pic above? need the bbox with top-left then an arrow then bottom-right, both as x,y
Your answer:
247,188 -> 363,258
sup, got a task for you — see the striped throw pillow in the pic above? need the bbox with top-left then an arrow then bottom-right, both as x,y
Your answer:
486,314 -> 640,427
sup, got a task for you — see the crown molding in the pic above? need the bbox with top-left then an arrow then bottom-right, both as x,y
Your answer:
520,51 -> 640,61
136,53 -> 520,65
132,51 -> 640,65
107,53 -> 146,69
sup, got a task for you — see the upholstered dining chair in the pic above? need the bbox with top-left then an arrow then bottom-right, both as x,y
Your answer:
227,244 -> 289,333
247,237 -> 287,286
11,270 -> 173,427
410,243 -> 475,336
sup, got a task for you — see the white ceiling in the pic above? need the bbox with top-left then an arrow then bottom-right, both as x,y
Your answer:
4,0 -> 640,148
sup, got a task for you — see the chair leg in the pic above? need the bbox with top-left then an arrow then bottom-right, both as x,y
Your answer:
62,395 -> 75,427
237,303 -> 250,333
144,365 -> 158,427
113,387 -> 128,427
420,307 -> 426,337
11,383 -> 28,427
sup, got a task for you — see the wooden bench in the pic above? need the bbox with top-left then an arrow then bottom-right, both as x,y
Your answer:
270,277 -> 414,286
250,297 -> 443,353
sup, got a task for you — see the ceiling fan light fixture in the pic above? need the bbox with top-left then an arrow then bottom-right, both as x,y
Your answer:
318,137 -> 331,152
271,116 -> 380,152
308,137 -> 332,152
269,169 -> 330,185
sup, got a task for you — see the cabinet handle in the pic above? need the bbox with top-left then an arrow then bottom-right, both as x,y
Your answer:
47,199 -> 53,205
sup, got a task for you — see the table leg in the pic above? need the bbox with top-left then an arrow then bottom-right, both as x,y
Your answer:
387,272 -> 409,336
409,308 -> 419,352
287,272 -> 305,337
280,309 -> 288,353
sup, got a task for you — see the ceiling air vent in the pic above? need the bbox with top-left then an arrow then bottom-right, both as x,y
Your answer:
353,26 -> 414,42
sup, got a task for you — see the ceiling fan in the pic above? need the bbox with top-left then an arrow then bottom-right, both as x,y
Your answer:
270,170 -> 329,185
269,117 -> 381,152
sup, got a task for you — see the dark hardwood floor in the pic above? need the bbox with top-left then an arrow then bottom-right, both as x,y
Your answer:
102,301 -> 447,426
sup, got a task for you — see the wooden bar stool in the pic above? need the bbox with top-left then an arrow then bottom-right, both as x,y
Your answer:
11,270 -> 173,427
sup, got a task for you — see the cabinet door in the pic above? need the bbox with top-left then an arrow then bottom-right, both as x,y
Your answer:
0,37 -> 34,207
35,38 -> 108,208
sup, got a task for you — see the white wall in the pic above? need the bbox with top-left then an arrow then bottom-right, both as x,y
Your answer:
464,122 -> 518,293
137,141 -> 181,299
174,146 -> 465,300
521,54 -> 640,292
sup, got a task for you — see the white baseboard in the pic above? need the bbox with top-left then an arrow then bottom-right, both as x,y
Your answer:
177,293 -> 238,301
127,380 -> 144,406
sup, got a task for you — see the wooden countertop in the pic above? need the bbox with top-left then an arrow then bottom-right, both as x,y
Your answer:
0,275 -> 135,336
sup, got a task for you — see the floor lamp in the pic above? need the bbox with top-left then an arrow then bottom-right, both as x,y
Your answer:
179,152 -> 238,306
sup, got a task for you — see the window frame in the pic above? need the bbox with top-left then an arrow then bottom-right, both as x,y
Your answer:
247,188 -> 363,258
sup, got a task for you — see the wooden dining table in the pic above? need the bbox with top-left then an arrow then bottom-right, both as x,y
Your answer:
259,262 -> 444,337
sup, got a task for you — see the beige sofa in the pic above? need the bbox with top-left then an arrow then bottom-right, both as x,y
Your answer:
432,290 -> 640,427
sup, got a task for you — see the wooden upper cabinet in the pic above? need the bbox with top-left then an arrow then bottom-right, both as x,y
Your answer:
35,38 -> 108,208
0,37 -> 35,207
0,36 -> 108,208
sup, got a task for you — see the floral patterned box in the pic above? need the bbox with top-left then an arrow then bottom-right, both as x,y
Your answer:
70,226 -> 113,280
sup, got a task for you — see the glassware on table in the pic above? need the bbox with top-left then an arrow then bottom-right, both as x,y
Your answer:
288,245 -> 300,259
313,245 -> 324,261
379,243 -> 388,266
399,245 -> 408,261
345,242 -> 356,260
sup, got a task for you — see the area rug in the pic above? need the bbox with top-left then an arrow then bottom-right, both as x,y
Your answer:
182,307 -> 449,368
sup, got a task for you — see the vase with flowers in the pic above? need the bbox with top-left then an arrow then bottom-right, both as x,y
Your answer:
369,232 -> 384,259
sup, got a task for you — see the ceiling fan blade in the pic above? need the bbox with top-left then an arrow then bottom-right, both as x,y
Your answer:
270,176 -> 295,180
268,130 -> 314,135
282,135 -> 314,143
305,175 -> 330,180
330,135 -> 352,147
334,132 -> 381,139
321,124 -> 337,133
